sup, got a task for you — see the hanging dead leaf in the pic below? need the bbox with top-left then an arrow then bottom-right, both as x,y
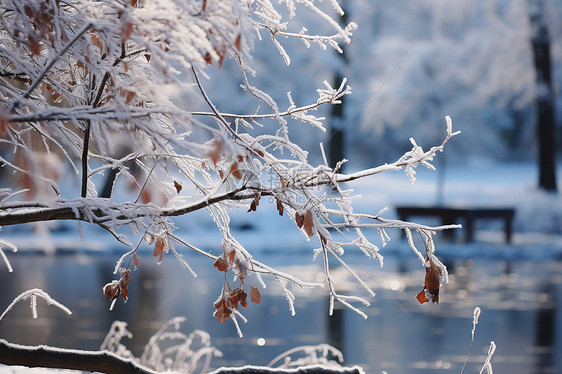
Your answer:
141,189 -> 151,204
250,286 -> 261,304
153,236 -> 165,263
213,256 -> 228,272
230,289 -> 247,309
202,0 -> 207,11
416,289 -> 429,304
217,46 -> 226,69
228,250 -> 236,262
234,34 -> 242,51
133,252 -> 141,269
214,298 -> 231,323
295,212 -> 304,228
120,270 -> 130,302
416,258 -> 442,304
276,198 -> 284,216
207,139 -> 222,167
174,180 -> 182,193
425,259 -> 442,303
204,51 -> 213,65
248,193 -> 260,212
103,283 -> 120,301
144,54 -> 151,62
247,200 -> 257,213
303,210 -> 314,237
230,162 -> 242,179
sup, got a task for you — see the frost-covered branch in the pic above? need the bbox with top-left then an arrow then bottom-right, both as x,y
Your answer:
0,288 -> 71,324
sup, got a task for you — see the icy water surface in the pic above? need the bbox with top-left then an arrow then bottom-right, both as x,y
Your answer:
0,249 -> 561,373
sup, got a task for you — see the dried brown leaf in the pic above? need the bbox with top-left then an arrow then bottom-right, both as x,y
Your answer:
204,52 -> 213,65
303,210 -> 314,237
213,256 -> 228,272
276,198 -> 284,216
250,286 -> 261,304
133,252 -> 141,269
214,298 -> 231,323
154,236 -> 165,263
120,270 -> 130,302
207,139 -> 222,167
416,289 -> 429,304
295,212 -> 304,228
424,260 -> 442,303
174,180 -> 182,193
234,34 -> 242,52
103,283 -> 120,301
416,258 -> 442,304
230,162 -> 242,179
247,200 -> 257,213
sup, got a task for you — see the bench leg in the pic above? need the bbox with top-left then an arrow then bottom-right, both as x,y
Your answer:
464,218 -> 474,243
505,218 -> 513,243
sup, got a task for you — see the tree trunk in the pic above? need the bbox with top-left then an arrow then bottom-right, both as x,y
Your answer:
328,72 -> 346,170
328,3 -> 348,171
529,0 -> 557,192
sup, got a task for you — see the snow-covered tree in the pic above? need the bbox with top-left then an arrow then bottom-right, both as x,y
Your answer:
0,0 -> 458,371
344,0 -> 561,165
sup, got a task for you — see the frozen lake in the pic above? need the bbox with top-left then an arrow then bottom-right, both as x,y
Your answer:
0,245 -> 561,374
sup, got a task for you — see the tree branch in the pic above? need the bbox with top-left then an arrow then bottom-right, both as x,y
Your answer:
0,339 -> 157,374
0,339 -> 363,374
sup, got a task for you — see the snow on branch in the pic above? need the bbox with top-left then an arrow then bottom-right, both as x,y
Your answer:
0,288 -> 71,324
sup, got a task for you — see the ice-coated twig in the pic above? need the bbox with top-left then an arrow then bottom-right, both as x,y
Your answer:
0,288 -> 71,324
268,344 -> 344,368
0,239 -> 17,273
461,306 -> 482,374
480,341 -> 496,374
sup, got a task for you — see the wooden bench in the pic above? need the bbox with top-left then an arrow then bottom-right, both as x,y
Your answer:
395,206 -> 515,243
